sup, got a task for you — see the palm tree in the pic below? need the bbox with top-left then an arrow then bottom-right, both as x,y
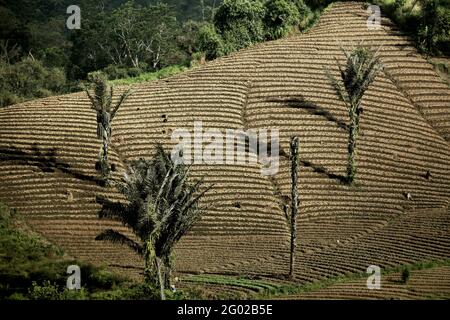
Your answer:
289,136 -> 299,279
326,46 -> 383,184
85,72 -> 131,180
95,144 -> 210,299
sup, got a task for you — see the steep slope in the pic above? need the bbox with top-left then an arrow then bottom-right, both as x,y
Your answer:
0,2 -> 449,286
278,265 -> 450,300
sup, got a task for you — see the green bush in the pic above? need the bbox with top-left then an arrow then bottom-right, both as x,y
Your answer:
394,0 -> 407,10
214,0 -> 266,35
0,203 -> 134,300
197,24 -> 226,60
374,0 -> 450,56
27,281 -> 88,300
213,0 -> 266,53
417,1 -> 450,55
264,0 -> 301,40
6,293 -> 27,300
37,47 -> 70,69
0,57 -> 67,107
109,65 -> 188,85
0,205 -> 67,298
101,64 -> 149,80
221,23 -> 261,54
90,288 -> 126,300
84,267 -> 125,290
401,265 -> 411,284
293,0 -> 315,30
90,283 -> 158,300
199,0 -> 316,60
303,0 -> 334,10
28,281 -> 61,300
0,89 -> 20,107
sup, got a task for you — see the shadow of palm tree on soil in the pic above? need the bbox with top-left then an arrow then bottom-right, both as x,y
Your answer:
268,95 -> 349,185
0,143 -> 105,186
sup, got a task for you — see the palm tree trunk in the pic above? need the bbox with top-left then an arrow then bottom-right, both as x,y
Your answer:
144,242 -> 160,298
347,107 -> 359,184
143,245 -> 153,286
101,112 -> 111,166
103,135 -> 108,163
156,257 -> 166,300
289,136 -> 300,279
163,255 -> 171,288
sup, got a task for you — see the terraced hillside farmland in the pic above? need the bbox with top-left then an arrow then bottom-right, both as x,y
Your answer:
277,264 -> 450,300
0,2 -> 449,298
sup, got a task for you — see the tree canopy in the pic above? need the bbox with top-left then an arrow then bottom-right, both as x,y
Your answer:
0,0 -> 448,108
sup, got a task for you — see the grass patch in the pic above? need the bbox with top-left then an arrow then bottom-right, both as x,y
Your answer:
260,259 -> 450,299
185,274 -> 281,293
182,259 -> 450,299
182,274 -> 285,299
110,65 -> 189,86
0,203 -> 150,300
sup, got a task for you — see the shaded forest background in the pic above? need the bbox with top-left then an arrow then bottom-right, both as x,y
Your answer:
0,0 -> 449,107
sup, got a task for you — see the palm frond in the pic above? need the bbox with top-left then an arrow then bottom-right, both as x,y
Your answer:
173,168 -> 190,198
325,68 -> 349,105
111,88 -> 132,119
96,142 -> 211,268
327,45 -> 383,109
85,87 -> 100,111
107,86 -> 114,112
180,183 -> 212,218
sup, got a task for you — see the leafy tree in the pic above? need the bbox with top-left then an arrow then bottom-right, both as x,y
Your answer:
85,72 -> 131,180
417,0 -> 450,55
303,0 -> 334,10
264,0 -> 300,40
214,0 -> 264,33
149,0 -> 222,21
0,56 -> 67,107
109,2 -> 181,69
326,46 -> 383,184
0,6 -> 31,63
197,24 -> 225,60
95,145 -> 210,299
394,0 -> 407,10
213,0 -> 266,54
293,0 -> 314,29
178,20 -> 206,59
70,1 -> 185,79
200,0 -> 314,59
68,11 -> 110,80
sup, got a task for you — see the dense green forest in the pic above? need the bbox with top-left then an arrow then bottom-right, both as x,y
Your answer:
0,0 -> 448,107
